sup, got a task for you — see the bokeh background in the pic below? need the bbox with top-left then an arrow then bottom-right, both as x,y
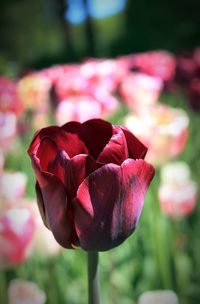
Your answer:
0,0 -> 200,303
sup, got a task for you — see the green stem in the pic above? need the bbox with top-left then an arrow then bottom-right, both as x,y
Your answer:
87,251 -> 101,304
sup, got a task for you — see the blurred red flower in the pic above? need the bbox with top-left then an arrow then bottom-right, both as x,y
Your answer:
28,119 -> 154,251
130,50 -> 176,81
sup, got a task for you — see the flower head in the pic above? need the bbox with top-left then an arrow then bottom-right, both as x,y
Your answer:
28,118 -> 154,251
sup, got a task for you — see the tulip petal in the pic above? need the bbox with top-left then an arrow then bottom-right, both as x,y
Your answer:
79,119 -> 112,159
36,137 -> 58,171
35,182 -> 49,228
47,150 -> 70,184
97,126 -> 129,165
28,125 -> 88,159
121,127 -> 148,159
32,155 -> 79,248
63,119 -> 113,159
73,159 -> 155,251
28,126 -> 60,156
64,154 -> 102,202
48,151 -> 101,202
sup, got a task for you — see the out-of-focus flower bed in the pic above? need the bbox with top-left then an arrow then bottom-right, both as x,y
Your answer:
0,49 -> 200,304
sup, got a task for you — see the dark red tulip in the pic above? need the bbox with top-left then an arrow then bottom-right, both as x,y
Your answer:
28,119 -> 155,251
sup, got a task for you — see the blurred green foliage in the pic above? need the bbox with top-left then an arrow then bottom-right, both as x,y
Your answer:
0,0 -> 200,74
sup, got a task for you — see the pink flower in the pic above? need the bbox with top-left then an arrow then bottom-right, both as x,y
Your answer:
0,171 -> 27,202
80,58 -> 128,92
0,77 -> 23,117
55,96 -> 102,125
124,104 -> 189,166
120,72 -> 163,113
90,86 -> 119,117
55,89 -> 119,124
0,207 -> 35,268
54,65 -> 88,101
42,64 -> 77,87
0,150 -> 4,175
8,279 -> 46,304
27,200 -> 61,256
0,112 -> 17,152
131,50 -> 176,81
17,73 -> 51,111
158,162 -> 198,218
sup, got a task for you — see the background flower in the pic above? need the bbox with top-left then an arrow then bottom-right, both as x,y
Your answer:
124,104 -> 189,166
0,207 -> 35,268
158,161 -> 198,218
8,279 -> 46,304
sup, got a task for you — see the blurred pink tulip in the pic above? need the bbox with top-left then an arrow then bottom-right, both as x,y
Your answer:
8,279 -> 46,304
0,77 -> 23,117
27,200 -> 61,256
0,171 -> 27,202
55,96 -> 102,124
158,162 -> 198,218
131,50 -> 176,81
55,91 -> 118,124
138,290 -> 179,304
0,112 -> 17,152
80,58 -> 128,92
0,150 -> 4,174
90,86 -> 119,116
41,64 -> 77,86
124,104 -> 189,166
0,207 -> 35,268
17,73 -> 51,111
54,65 -> 88,101
120,72 -> 163,113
